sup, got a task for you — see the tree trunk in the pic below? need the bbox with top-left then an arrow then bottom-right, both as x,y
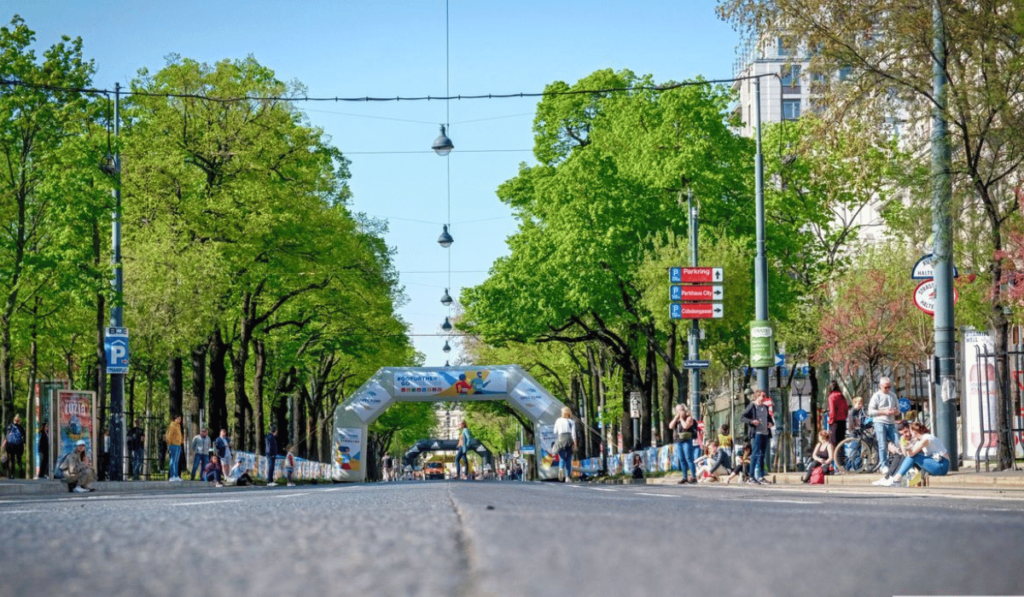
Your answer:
169,355 -> 183,420
253,339 -> 267,456
660,323 -> 677,448
208,329 -> 228,435
294,391 -> 307,458
993,313 -> 1014,470
643,338 -> 656,447
95,291 -> 106,432
191,344 -> 207,428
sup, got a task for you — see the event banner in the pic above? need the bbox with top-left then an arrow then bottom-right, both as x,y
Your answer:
345,379 -> 391,422
335,427 -> 362,472
393,369 -> 507,397
34,379 -> 69,478
508,378 -> 553,420
963,329 -> 998,458
54,390 -> 96,469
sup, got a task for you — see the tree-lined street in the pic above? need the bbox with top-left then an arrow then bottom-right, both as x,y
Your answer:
2,481 -> 1022,596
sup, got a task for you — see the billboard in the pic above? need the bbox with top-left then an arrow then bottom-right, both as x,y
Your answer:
54,390 -> 97,472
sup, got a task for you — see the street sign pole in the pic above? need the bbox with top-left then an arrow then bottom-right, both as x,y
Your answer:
688,188 -> 701,421
753,76 -> 770,396
108,83 -> 124,481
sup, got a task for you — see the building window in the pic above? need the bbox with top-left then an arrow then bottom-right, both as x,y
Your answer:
783,100 -> 801,120
777,37 -> 793,57
781,65 -> 801,88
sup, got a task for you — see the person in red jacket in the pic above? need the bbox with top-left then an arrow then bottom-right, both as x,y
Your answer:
827,381 -> 849,468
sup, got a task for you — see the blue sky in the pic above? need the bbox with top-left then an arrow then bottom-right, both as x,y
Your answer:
10,0 -> 740,367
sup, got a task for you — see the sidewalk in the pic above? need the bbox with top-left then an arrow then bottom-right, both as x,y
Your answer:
642,464 -> 1024,490
0,478 -> 221,496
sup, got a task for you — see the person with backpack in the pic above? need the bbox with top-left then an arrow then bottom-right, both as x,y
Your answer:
668,403 -> 698,484
802,430 -> 835,483
265,425 -> 280,487
4,414 -> 26,479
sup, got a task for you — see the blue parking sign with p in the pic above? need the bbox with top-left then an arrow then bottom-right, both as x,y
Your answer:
105,327 -> 130,374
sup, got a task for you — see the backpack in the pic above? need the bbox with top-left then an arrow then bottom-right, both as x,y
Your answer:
6,424 -> 23,445
809,466 -> 826,485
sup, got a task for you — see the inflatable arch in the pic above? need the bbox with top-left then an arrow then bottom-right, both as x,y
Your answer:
332,365 -> 567,482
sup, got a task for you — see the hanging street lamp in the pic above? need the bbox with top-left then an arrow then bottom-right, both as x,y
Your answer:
438,224 -> 454,248
432,124 -> 454,156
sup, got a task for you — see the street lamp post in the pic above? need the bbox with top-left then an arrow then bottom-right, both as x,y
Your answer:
753,76 -> 770,396
108,82 -> 124,481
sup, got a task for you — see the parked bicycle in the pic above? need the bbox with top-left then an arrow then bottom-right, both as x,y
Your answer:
835,419 -> 879,474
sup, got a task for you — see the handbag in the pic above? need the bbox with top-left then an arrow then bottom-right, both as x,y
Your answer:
553,432 -> 573,452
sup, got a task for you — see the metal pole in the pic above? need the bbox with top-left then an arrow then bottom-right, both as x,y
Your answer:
689,188 -> 701,421
107,83 -> 124,481
931,0 -> 957,470
754,77 -> 769,394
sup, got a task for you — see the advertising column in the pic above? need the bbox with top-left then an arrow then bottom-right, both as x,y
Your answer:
963,329 -> 997,459
54,390 -> 97,473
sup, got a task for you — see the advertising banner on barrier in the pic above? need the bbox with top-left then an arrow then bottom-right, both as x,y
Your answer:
54,390 -> 96,470
508,378 -> 553,420
345,380 -> 391,422
335,427 -> 362,472
394,369 -> 508,397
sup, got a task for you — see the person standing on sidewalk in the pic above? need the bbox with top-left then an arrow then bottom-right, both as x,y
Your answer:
827,381 -> 849,468
190,428 -> 211,480
127,419 -> 145,480
165,414 -> 184,481
214,429 -> 232,477
668,404 -> 697,484
868,377 -> 900,475
4,414 -> 26,479
265,425 -> 279,487
455,421 -> 471,479
37,422 -> 50,479
741,390 -> 774,485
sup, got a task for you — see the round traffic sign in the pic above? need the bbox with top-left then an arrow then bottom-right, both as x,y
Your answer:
898,398 -> 911,413
913,279 -> 959,316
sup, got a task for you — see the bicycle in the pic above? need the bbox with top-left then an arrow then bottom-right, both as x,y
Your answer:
835,425 -> 879,474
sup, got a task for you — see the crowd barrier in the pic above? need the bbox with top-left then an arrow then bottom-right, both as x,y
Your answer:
231,451 -> 334,482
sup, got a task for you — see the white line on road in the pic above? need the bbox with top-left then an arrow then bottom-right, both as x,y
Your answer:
1,510 -> 43,514
636,492 -> 678,498
590,487 -> 616,492
757,499 -> 822,505
270,493 -> 305,499
168,499 -> 241,507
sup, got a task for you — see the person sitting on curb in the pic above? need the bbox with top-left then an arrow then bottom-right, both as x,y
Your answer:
696,439 -> 732,482
874,421 -> 950,487
59,440 -> 97,493
724,444 -> 751,484
204,454 -> 224,487
802,430 -> 835,483
227,458 -> 253,486
872,421 -> 918,485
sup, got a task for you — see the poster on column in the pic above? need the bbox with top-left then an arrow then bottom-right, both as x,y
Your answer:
963,329 -> 998,458
335,427 -> 362,472
54,390 -> 96,470
34,379 -> 69,478
538,424 -> 557,470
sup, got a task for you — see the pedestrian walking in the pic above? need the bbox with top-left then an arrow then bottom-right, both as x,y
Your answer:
266,425 -> 279,486
98,427 -> 110,481
36,422 -> 50,479
455,421 -> 471,479
868,377 -> 900,475
165,414 -> 184,481
827,381 -> 849,468
58,439 -> 97,493
382,452 -> 394,482
552,406 -> 577,482
190,428 -> 211,480
740,390 -> 774,485
127,419 -> 145,480
669,403 -> 697,484
4,414 -> 26,479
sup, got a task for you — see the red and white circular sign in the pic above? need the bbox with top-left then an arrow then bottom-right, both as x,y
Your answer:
913,279 -> 959,316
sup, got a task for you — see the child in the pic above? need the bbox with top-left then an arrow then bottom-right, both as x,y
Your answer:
718,424 -> 734,456
283,445 -> 297,487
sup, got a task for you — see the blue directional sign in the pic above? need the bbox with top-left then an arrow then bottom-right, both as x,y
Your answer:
105,327 -> 130,374
898,397 -> 911,413
775,353 -> 785,368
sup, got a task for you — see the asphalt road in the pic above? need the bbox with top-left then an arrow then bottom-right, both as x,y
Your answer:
1,481 -> 1021,597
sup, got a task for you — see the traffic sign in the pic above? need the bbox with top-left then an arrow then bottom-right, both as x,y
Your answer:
670,303 -> 724,319
913,279 -> 959,316
775,353 -> 785,368
104,327 -> 130,374
911,254 -> 959,280
898,398 -> 911,413
683,359 -> 710,369
670,285 -> 723,302
669,267 -> 723,283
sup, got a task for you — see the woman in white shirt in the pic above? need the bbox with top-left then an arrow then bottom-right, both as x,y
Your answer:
552,406 -> 577,482
875,421 -> 950,486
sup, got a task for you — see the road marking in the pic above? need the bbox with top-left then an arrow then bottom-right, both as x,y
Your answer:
270,493 -> 305,499
590,487 -> 616,492
759,499 -> 822,505
168,499 -> 241,507
1,510 -> 43,514
636,492 -> 677,498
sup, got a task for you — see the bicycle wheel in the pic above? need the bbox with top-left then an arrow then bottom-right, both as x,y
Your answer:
836,438 -> 870,473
